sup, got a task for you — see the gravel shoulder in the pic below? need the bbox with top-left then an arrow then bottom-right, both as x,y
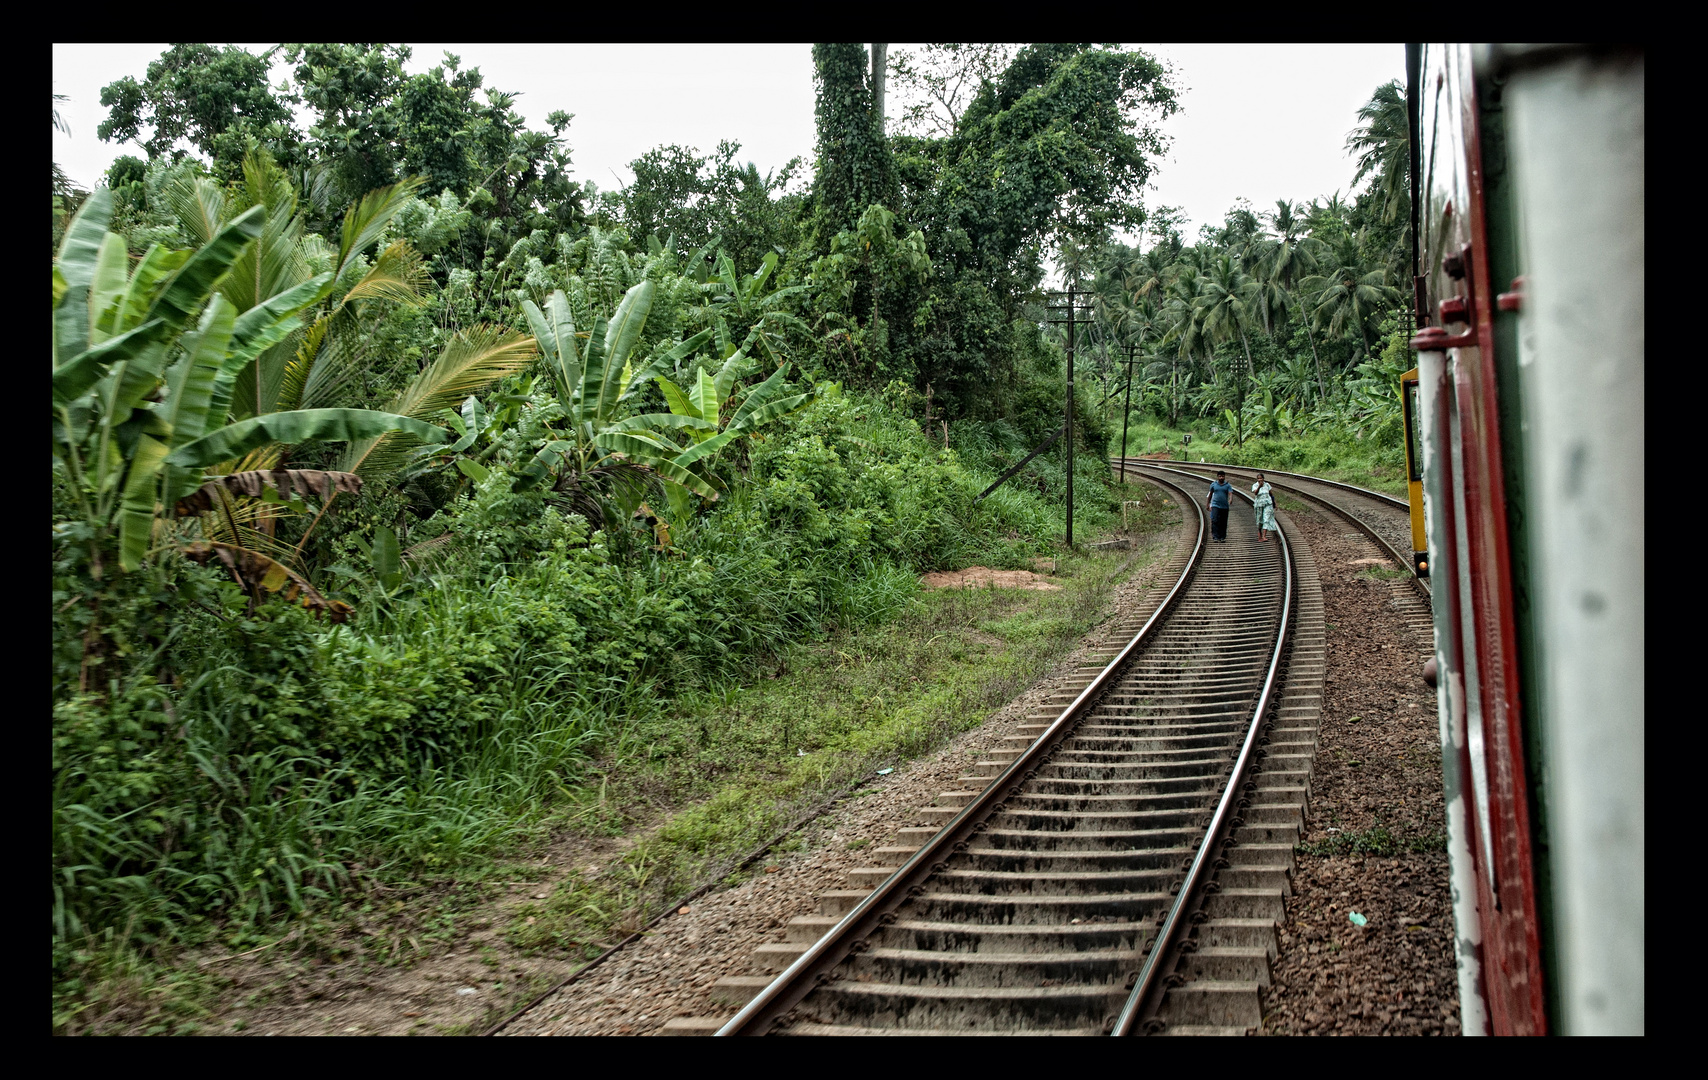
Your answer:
1259,502 -> 1460,1036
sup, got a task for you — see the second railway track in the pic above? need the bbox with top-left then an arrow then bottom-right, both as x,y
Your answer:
680,466 -> 1327,1036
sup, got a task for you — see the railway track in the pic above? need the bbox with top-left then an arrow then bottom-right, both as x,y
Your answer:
1129,461 -> 1422,595
1125,460 -> 1434,649
651,467 -> 1328,1036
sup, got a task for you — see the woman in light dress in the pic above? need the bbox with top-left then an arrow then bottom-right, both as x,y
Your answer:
1251,473 -> 1278,542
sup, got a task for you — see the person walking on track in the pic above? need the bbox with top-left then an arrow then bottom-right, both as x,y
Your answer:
1251,472 -> 1278,542
1207,471 -> 1233,543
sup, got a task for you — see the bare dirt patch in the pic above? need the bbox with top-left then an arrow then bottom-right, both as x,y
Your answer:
1260,503 -> 1459,1036
920,567 -> 1060,591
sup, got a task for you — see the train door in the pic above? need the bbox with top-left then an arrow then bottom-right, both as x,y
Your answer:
1400,368 -> 1426,576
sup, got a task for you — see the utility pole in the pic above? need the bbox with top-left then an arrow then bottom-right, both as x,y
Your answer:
1047,287 -> 1094,547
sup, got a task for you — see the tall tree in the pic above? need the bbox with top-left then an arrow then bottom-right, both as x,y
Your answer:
905,44 -> 1178,412
871,44 -> 889,133
811,43 -> 897,239
1195,253 -> 1261,441
98,45 -> 299,179
1301,232 -> 1399,368
1347,80 -> 1411,226
1253,198 -> 1329,401
885,44 -> 1021,139
622,141 -> 801,271
1160,262 -> 1209,410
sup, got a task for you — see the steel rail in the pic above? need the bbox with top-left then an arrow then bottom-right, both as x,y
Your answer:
1109,463 -> 1294,1035
1125,458 -> 1427,601
716,472 -> 1209,1036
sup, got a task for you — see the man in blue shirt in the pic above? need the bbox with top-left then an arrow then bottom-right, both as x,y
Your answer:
1207,471 -> 1233,543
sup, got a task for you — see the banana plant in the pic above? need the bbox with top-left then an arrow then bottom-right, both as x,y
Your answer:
519,282 -> 719,496
703,250 -> 811,366
396,385 -> 533,493
51,190 -> 449,584
519,280 -> 812,526
654,350 -> 811,471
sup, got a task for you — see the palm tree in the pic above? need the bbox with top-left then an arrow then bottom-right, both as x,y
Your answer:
162,148 -> 537,559
1123,247 -> 1171,307
1347,80 -> 1411,226
1253,199 -> 1330,402
1194,254 -> 1262,444
1159,263 -> 1210,427
1305,190 -> 1351,239
164,147 -> 429,424
1126,293 -> 1187,428
1301,233 -> 1399,371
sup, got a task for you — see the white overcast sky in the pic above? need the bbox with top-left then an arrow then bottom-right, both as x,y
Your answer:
52,44 -> 1403,241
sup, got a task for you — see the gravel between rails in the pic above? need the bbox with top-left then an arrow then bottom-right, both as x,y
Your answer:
1259,502 -> 1459,1036
500,519 -> 1189,1038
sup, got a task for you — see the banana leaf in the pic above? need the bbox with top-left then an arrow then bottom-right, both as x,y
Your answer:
165,409 -> 449,470
144,204 -> 266,331
118,434 -> 170,571
87,233 -> 131,345
655,376 -> 699,420
600,431 -> 719,500
52,318 -> 171,408
114,245 -> 191,335
52,189 -> 113,363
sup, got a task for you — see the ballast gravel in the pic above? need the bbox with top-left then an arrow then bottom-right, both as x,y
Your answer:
1258,503 -> 1460,1036
502,520 -> 1187,1037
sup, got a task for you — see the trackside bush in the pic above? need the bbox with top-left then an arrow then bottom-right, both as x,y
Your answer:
52,387 -> 1114,971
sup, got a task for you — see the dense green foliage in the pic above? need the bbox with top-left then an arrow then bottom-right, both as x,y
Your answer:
54,43 -> 1414,1026
1066,77 -> 1412,459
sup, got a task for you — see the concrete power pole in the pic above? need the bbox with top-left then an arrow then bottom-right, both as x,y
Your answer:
871,44 -> 888,133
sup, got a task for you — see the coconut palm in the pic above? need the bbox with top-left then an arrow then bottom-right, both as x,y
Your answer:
1123,247 -> 1172,306
1194,254 -> 1262,444
1347,80 -> 1410,226
1159,262 -> 1213,425
1252,199 -> 1331,401
1301,234 -> 1400,370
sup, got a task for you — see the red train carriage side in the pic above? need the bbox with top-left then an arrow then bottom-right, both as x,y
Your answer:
1406,43 -> 1642,1035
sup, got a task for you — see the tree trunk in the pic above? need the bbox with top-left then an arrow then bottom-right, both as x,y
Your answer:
1236,328 -> 1256,446
1305,322 -> 1329,403
871,44 -> 888,134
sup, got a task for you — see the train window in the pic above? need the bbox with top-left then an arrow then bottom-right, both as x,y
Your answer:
1402,380 -> 1423,482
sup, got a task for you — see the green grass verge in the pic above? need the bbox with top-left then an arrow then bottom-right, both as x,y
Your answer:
505,537 -> 1171,953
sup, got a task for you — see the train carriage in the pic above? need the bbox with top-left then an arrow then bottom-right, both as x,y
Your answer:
1403,43 -> 1642,1035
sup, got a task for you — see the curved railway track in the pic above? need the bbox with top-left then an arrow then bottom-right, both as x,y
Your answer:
1124,461 -> 1423,597
670,467 -> 1325,1036
1126,462 -> 1434,654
